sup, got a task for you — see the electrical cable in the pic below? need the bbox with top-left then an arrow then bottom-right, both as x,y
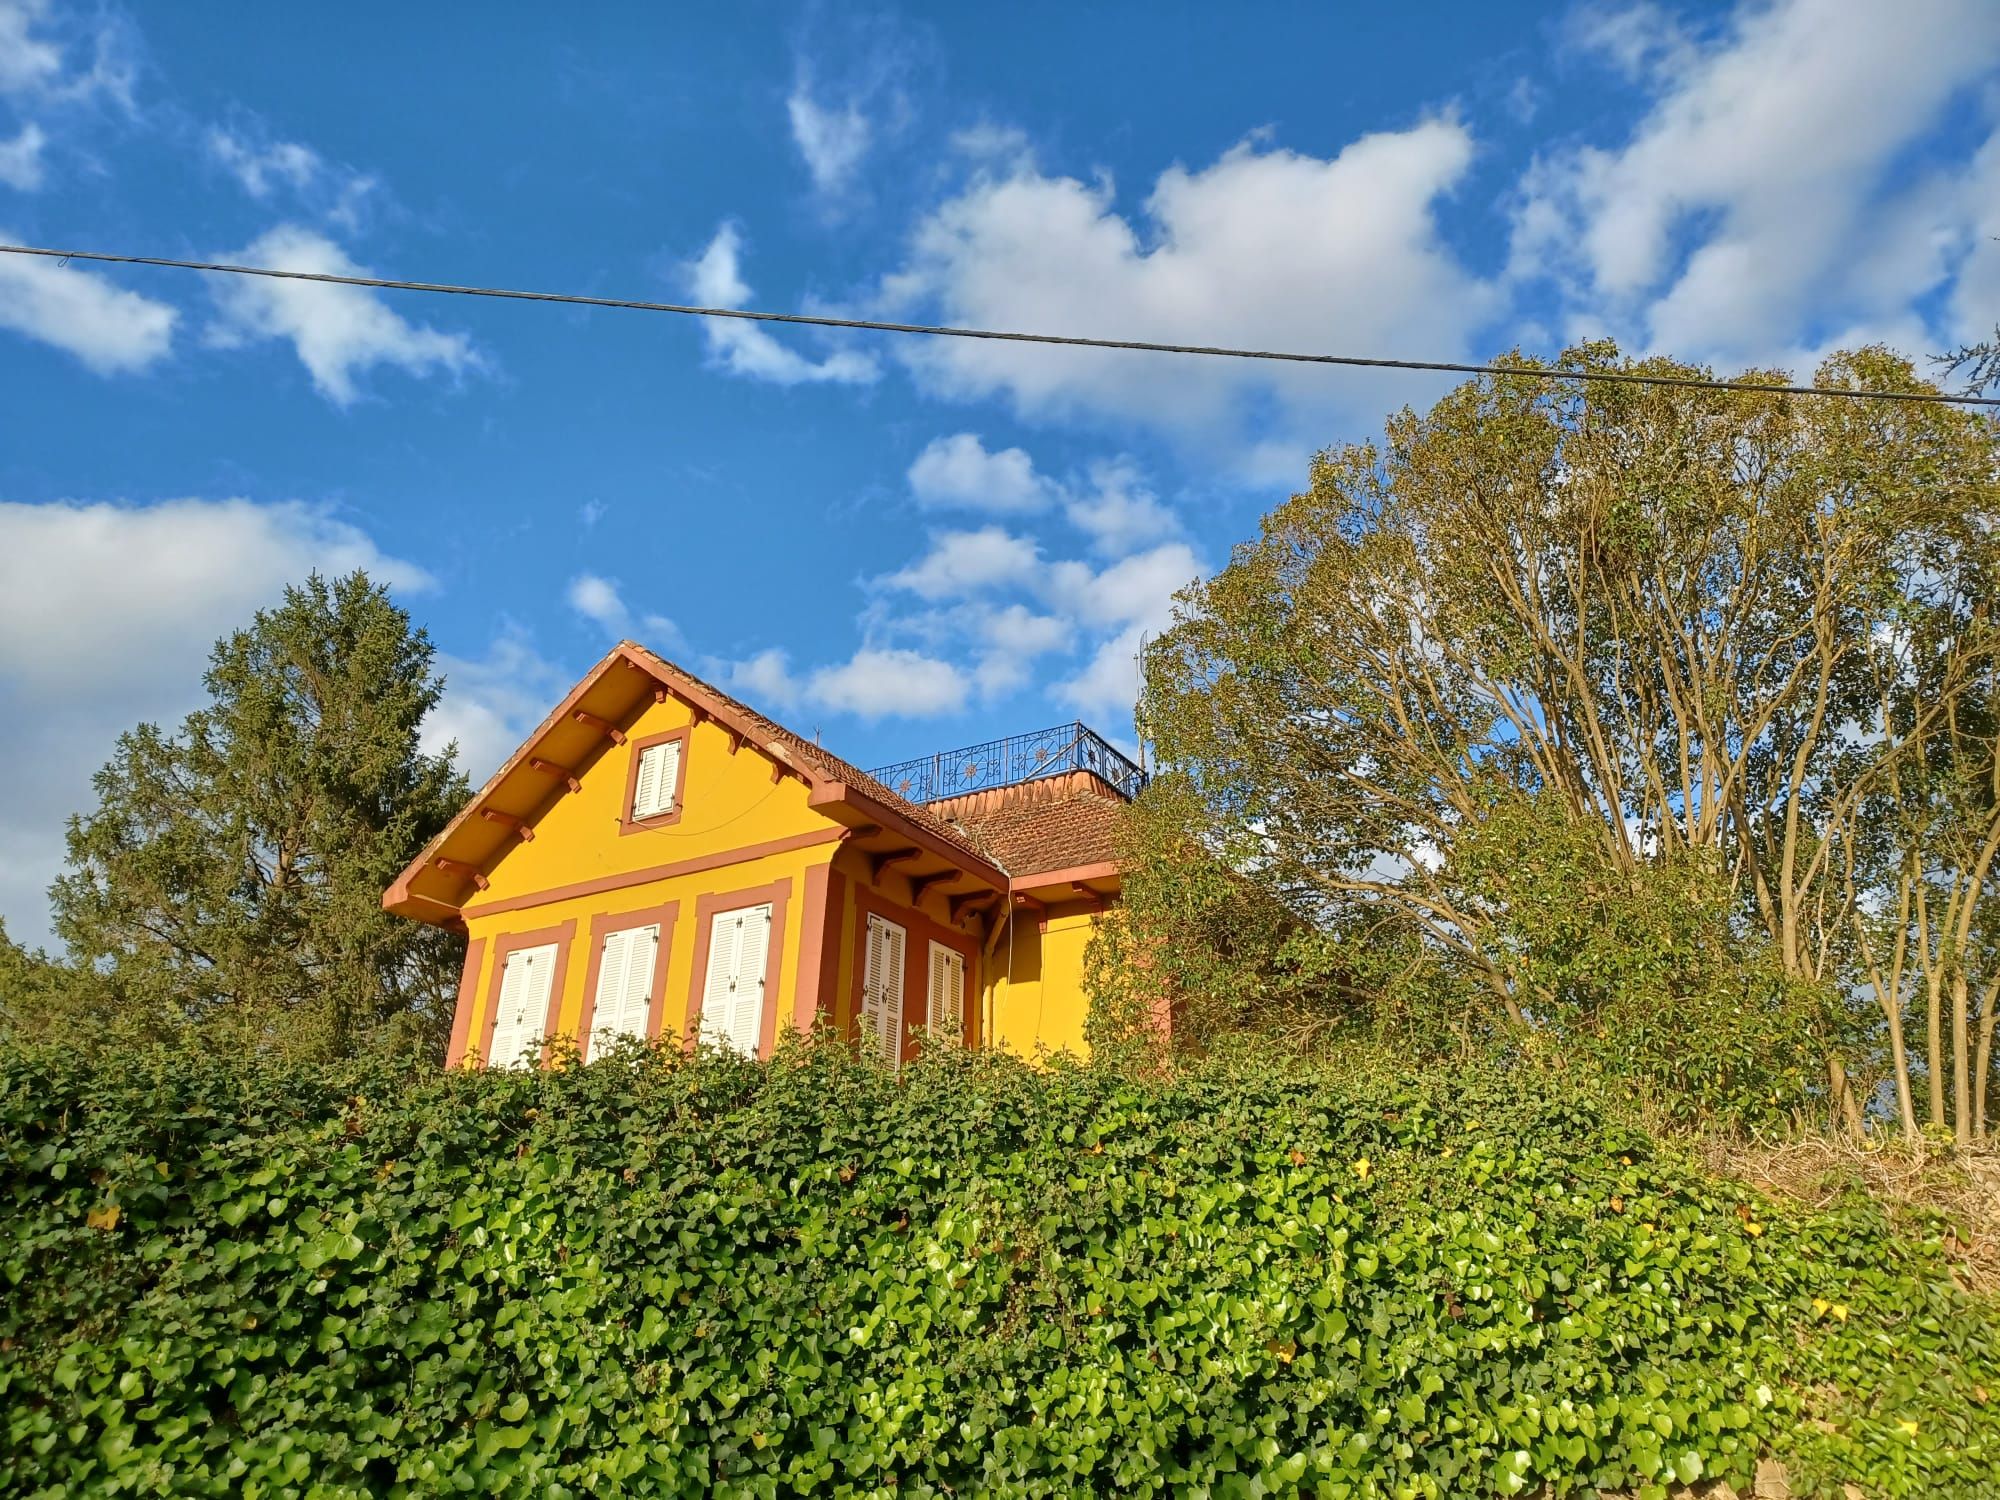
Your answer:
3,241 -> 1995,408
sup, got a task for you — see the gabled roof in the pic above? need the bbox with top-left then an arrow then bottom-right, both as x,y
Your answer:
385,642 -> 1004,925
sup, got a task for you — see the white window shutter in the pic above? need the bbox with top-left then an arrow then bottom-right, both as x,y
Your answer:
586,923 -> 659,1060
928,943 -> 964,1036
699,904 -> 770,1058
632,740 -> 681,820
489,943 -> 558,1070
730,905 -> 769,1057
861,915 -> 906,1069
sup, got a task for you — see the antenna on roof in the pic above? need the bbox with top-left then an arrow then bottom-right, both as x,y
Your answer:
1135,632 -> 1149,777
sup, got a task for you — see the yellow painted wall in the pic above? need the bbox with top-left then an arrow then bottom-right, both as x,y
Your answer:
452,695 -> 842,1061
983,904 -> 1102,1060
476,697 -> 819,903
824,845 -> 985,1060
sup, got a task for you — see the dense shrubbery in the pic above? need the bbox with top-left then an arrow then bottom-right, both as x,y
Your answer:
3,1038 -> 1998,1498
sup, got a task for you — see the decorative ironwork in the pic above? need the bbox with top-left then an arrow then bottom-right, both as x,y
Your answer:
867,722 -> 1146,805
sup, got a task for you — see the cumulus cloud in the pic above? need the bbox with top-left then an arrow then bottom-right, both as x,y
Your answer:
1053,624 -> 1151,723
682,222 -> 878,386
422,630 -> 576,785
564,571 -> 683,650
873,122 -> 1497,461
808,648 -> 967,719
0,497 -> 429,947
787,83 -> 871,196
906,432 -> 1054,512
1064,458 -> 1179,556
207,223 -> 481,404
886,527 -> 1042,601
0,233 -> 176,372
1045,540 -> 1201,632
716,643 -> 966,722
0,120 -> 44,187
724,647 -> 804,712
1512,0 -> 2000,364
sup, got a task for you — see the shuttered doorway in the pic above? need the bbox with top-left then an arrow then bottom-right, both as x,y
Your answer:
585,923 -> 660,1060
698,903 -> 771,1057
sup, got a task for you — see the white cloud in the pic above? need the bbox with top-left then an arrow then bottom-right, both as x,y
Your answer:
1064,457 -> 1179,555
1569,0 -> 1696,81
873,122 -> 1496,459
1045,540 -> 1201,632
1053,623 -> 1150,723
207,224 -> 481,405
205,125 -> 378,229
907,432 -> 1054,512
422,631 -> 574,785
0,497 -> 430,947
787,83 -> 871,196
564,571 -> 682,649
808,648 -> 968,719
0,232 -> 176,372
208,128 -> 319,197
0,2 -> 62,95
0,0 -> 132,109
886,526 -> 1041,601
1512,0 -> 2000,364
0,120 -> 44,188
682,222 -> 878,386
724,647 -> 804,712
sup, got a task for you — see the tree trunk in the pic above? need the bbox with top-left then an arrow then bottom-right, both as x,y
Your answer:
1827,1054 -> 1864,1138
1952,970 -> 1974,1147
1880,988 -> 1920,1139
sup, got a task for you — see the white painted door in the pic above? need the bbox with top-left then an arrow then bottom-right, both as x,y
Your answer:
585,923 -> 660,1060
861,914 -> 906,1069
927,941 -> 965,1039
488,943 -> 559,1069
699,903 -> 771,1057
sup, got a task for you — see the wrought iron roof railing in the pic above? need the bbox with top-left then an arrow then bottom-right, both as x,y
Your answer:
868,722 -> 1146,805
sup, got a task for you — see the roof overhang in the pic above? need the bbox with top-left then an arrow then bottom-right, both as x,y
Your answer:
385,643 -> 1006,927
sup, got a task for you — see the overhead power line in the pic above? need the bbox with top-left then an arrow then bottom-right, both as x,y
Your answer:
3,241 -> 1996,409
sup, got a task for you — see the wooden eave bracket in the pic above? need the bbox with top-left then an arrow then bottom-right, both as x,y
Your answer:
908,869 -> 959,904
570,710 -> 626,745
433,857 -> 489,891
479,808 -> 535,841
948,890 -> 996,925
869,847 -> 923,884
528,756 -> 581,794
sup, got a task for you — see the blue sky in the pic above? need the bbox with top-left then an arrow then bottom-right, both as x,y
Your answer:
3,0 -> 1999,947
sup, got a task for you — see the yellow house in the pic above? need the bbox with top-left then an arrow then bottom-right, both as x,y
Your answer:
384,642 -> 1142,1069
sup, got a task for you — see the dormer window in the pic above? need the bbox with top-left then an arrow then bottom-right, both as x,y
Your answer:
622,728 -> 689,833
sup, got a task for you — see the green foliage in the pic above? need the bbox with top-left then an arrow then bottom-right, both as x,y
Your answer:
35,572 -> 468,1062
1131,343 -> 2000,1137
4,1039 -> 1996,1497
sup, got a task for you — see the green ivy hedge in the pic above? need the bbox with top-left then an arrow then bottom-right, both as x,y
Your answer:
2,1038 -> 1996,1498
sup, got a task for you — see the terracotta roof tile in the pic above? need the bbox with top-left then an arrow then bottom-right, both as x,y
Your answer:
623,644 -> 996,869
948,789 -> 1125,878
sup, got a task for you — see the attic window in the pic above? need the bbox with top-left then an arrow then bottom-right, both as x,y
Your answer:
630,737 -> 682,821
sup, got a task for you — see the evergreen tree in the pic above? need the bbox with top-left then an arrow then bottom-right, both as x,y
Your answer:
48,572 -> 469,1059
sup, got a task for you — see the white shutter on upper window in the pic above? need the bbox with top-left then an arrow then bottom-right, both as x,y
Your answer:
488,942 -> 558,1070
631,740 -> 681,820
698,903 -> 770,1058
861,914 -> 906,1069
586,922 -> 659,1060
928,942 -> 965,1037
